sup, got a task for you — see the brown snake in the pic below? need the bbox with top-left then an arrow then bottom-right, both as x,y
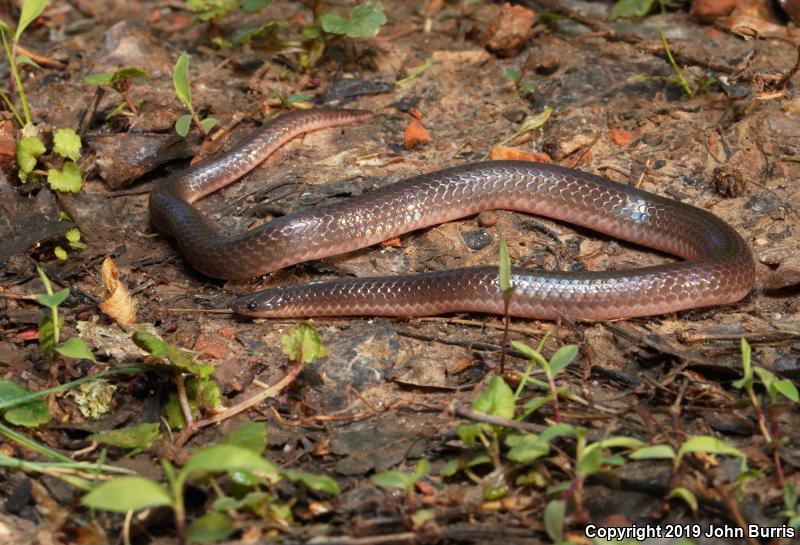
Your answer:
148,108 -> 754,320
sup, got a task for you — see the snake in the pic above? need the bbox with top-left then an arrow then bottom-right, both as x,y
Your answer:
148,108 -> 755,321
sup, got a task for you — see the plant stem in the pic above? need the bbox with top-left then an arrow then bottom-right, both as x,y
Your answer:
0,88 -> 23,126
2,30 -> 31,125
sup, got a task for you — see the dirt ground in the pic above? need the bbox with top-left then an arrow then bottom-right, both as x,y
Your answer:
1,0 -> 800,544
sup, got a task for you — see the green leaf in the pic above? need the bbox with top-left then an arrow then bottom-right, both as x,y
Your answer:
16,136 -> 45,178
630,444 -> 676,460
286,93 -> 311,105
784,483 -> 797,510
65,228 -> 86,249
16,0 -> 48,41
371,470 -> 413,490
410,509 -> 434,528
506,433 -> 550,463
498,239 -> 511,293
502,67 -> 520,82
54,246 -> 67,260
413,459 -> 431,480
15,54 -> 41,69
83,71 -> 115,86
186,512 -> 235,545
52,128 -> 82,161
223,422 -> 267,454
733,338 -> 753,390
38,315 -> 59,357
186,0 -> 237,20
90,422 -> 162,449
610,0 -> 657,20
281,321 -> 330,364
283,469 -> 341,495
47,161 -> 83,193
472,375 -> 515,419
111,66 -> 150,85
511,341 -> 548,367
677,435 -> 745,463
773,378 -> 799,402
200,117 -> 218,133
132,331 -> 214,378
0,379 -> 50,427
0,18 -> 12,34
36,287 -> 69,309
548,344 -> 578,375
175,114 -> 192,137
576,443 -> 602,477
667,486 -> 698,513
241,0 -> 271,12
55,337 -> 95,361
71,380 -> 117,420
543,499 -> 565,542
302,25 -> 322,39
182,445 -> 280,483
456,422 -> 485,447
320,1 -> 387,38
82,477 -> 172,512
173,51 -> 192,110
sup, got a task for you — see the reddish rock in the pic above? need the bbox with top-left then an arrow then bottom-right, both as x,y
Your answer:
403,119 -> 430,149
690,0 -> 737,22
481,3 -> 535,58
193,332 -> 228,360
608,128 -> 638,147
489,145 -> 551,162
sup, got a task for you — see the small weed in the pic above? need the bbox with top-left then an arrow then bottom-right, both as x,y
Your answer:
732,338 -> 798,485
372,459 -> 432,524
173,51 -> 219,137
502,66 -> 535,97
610,0 -> 669,20
83,66 -> 151,115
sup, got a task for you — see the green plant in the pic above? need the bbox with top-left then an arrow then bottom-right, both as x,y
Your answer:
173,51 -> 219,137
512,341 -> 578,422
0,0 -> 47,128
132,331 -> 220,429
498,239 -> 515,372
372,459 -> 432,525
781,484 -> 800,529
186,0 -> 271,22
83,421 -> 340,545
630,435 -> 746,512
83,66 -> 151,115
610,0 -> 668,20
657,27 -> 692,97
35,267 -> 95,363
494,106 -> 552,150
299,1 -> 387,68
732,338 -> 798,485
502,66 -> 535,96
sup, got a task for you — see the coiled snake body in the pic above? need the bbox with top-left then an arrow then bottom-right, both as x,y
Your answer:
148,109 -> 754,320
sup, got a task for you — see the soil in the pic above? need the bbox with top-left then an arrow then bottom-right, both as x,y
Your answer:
1,1 -> 799,544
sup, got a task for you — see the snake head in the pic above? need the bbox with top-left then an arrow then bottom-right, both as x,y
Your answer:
230,290 -> 286,318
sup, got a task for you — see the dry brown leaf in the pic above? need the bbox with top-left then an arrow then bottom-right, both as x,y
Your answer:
489,145 -> 551,162
98,257 -> 136,326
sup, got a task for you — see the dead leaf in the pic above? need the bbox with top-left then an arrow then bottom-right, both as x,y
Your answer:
489,145 -> 551,162
98,257 -> 136,326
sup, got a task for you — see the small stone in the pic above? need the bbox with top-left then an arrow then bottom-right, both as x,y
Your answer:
462,228 -> 493,250
608,128 -> 638,147
193,332 -> 227,360
403,119 -> 430,150
689,0 -> 737,22
481,3 -> 536,58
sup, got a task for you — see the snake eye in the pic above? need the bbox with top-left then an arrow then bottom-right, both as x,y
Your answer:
247,301 -> 257,311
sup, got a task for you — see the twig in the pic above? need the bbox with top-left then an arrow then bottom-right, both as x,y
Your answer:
774,44 -> 800,91
174,361 -> 304,447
